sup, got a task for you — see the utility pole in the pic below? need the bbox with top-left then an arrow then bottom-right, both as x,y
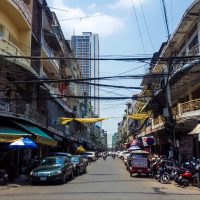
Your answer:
163,59 -> 176,158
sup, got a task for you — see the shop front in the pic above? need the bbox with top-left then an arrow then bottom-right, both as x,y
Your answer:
0,121 -> 58,180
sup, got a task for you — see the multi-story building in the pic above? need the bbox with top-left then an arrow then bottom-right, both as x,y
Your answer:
71,32 -> 100,117
131,0 -> 200,160
101,129 -> 108,150
112,132 -> 120,150
0,0 -> 103,177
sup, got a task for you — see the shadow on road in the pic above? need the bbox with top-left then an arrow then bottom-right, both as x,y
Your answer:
1,191 -> 199,197
86,173 -> 118,176
68,179 -> 155,184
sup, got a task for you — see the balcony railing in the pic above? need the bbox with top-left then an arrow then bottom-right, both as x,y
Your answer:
180,98 -> 200,115
44,83 -> 73,113
0,38 -> 37,75
173,43 -> 199,72
42,37 -> 60,72
10,0 -> 32,26
0,100 -> 47,125
152,98 -> 200,130
152,116 -> 164,127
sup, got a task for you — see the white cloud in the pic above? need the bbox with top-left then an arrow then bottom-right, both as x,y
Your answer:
47,0 -> 123,38
108,0 -> 146,10
88,3 -> 97,11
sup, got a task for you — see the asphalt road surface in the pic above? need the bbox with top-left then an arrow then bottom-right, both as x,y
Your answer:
0,157 -> 199,200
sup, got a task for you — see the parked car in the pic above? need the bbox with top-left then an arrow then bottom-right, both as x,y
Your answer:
118,151 -> 129,159
123,153 -> 130,166
48,152 -> 72,158
30,156 -> 74,185
81,152 -> 97,162
71,155 -> 87,176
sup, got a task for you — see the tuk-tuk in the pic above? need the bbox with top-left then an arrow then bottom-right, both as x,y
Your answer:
129,150 -> 149,177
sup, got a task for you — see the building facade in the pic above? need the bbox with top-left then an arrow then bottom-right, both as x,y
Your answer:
118,0 -> 200,160
0,0 -> 103,179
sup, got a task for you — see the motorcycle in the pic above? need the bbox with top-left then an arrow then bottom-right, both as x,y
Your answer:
0,169 -> 8,185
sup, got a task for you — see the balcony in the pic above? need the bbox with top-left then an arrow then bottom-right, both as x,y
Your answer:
152,115 -> 165,131
2,0 -> 32,28
177,98 -> 200,118
12,0 -> 31,25
41,37 -> 60,73
173,43 -> 199,72
44,83 -> 73,114
151,98 -> 200,131
0,100 -> 47,126
0,38 -> 37,76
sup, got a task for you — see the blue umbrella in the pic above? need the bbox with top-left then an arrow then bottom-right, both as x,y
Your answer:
9,138 -> 37,177
128,145 -> 141,151
9,138 -> 37,149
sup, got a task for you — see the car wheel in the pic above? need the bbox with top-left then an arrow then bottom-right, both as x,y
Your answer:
84,166 -> 87,173
130,172 -> 133,177
70,170 -> 74,179
61,174 -> 66,184
77,168 -> 80,176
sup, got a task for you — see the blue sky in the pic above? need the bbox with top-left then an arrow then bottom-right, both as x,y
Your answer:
47,0 -> 193,146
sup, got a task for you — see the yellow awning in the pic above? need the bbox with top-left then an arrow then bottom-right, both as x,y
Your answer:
58,118 -> 73,125
75,118 -> 107,123
76,146 -> 86,153
58,117 -> 107,125
128,113 -> 149,120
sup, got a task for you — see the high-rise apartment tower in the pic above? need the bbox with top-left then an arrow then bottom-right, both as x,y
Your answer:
71,32 -> 100,117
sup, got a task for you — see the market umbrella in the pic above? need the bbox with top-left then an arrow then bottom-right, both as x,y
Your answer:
9,138 -> 37,149
128,145 -> 141,151
9,138 -> 37,177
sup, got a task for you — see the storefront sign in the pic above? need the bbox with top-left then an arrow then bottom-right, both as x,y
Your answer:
142,136 -> 154,146
36,136 -> 57,147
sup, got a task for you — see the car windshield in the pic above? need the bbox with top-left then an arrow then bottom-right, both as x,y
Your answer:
40,158 -> 64,166
71,157 -> 79,162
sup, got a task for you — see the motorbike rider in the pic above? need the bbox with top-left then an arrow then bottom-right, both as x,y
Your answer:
102,152 -> 107,160
112,152 -> 115,159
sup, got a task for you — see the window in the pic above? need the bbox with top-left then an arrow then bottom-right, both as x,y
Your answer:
0,24 -> 5,37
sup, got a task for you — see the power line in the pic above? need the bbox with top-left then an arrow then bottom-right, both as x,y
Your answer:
138,0 -> 155,52
160,0 -> 170,39
43,6 -> 68,13
1,54 -> 200,61
170,0 -> 174,33
100,88 -> 127,97
0,95 -> 150,101
58,14 -> 103,21
75,81 -> 143,90
131,0 -> 146,55
12,73 -> 170,84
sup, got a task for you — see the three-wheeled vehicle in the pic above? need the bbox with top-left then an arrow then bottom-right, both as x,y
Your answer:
129,150 -> 149,177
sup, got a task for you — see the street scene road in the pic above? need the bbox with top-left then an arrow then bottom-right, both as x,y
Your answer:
0,158 -> 199,200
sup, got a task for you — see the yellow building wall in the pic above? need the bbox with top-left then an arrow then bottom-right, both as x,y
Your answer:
0,6 -> 31,56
